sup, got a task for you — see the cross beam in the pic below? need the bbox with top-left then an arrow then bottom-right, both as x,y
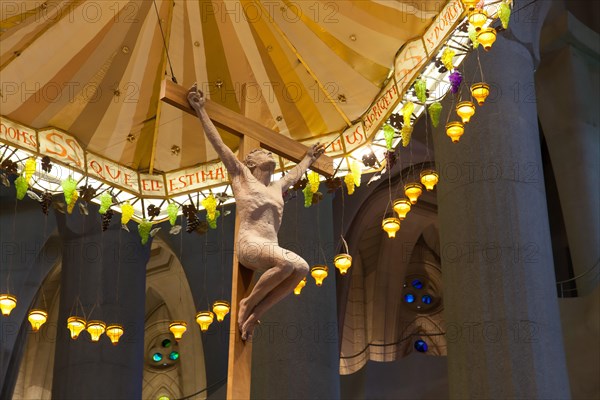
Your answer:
160,79 -> 334,177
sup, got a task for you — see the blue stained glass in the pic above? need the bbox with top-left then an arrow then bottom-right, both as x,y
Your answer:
414,340 -> 428,352
169,351 -> 180,361
152,353 -> 163,362
411,279 -> 424,289
404,293 -> 415,303
422,295 -> 432,304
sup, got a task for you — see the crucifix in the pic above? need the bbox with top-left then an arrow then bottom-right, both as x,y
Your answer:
160,79 -> 333,399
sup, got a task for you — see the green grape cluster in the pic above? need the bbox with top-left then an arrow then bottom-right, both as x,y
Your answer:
98,192 -> 112,214
429,102 -> 442,128
15,176 -> 28,200
415,79 -> 427,103
303,184 -> 313,208
62,177 -> 77,206
138,219 -> 153,245
499,1 -> 511,29
167,203 -> 179,226
383,124 -> 395,150
207,209 -> 221,229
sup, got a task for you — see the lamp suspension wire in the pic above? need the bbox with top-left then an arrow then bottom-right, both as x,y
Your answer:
153,0 -> 177,83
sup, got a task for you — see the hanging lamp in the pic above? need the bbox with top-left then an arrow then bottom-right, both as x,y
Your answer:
212,300 -> 230,322
106,324 -> 124,345
28,309 -> 48,331
310,265 -> 328,286
293,278 -> 307,295
0,294 -> 17,316
468,9 -> 488,31
420,170 -> 440,191
334,236 -> 352,275
169,321 -> 187,340
195,311 -> 214,332
477,27 -> 497,51
404,183 -> 423,205
471,83 -> 490,105
86,320 -> 106,342
446,121 -> 465,143
393,198 -> 412,220
461,0 -> 478,11
456,101 -> 476,124
382,217 -> 401,238
334,254 -> 352,275
67,316 -> 86,339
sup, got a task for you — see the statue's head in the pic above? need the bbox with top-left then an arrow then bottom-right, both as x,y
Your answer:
243,148 -> 275,171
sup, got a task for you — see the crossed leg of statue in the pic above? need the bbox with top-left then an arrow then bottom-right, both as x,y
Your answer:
237,240 -> 308,340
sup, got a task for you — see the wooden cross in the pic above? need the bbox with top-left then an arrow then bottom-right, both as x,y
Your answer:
160,80 -> 334,399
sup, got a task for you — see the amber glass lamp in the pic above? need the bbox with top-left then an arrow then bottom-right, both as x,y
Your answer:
0,294 -> 17,316
169,321 -> 187,340
334,254 -> 352,275
86,320 -> 106,342
471,83 -> 490,106
477,27 -> 497,51
310,265 -> 328,286
456,101 -> 476,124
461,0 -> 477,11
393,198 -> 412,220
404,183 -> 423,205
195,311 -> 214,332
420,170 -> 439,191
67,316 -> 86,339
468,9 -> 488,31
106,324 -> 124,345
293,277 -> 307,295
212,300 -> 230,322
28,309 -> 48,332
446,121 -> 465,143
382,217 -> 401,238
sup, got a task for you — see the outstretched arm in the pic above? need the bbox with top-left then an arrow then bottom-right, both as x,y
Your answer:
278,142 -> 326,191
187,85 -> 240,175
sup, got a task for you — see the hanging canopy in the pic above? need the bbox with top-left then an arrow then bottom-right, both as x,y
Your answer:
1,0 -> 453,172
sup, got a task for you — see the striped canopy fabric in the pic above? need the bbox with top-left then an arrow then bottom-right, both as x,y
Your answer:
1,0 -> 444,173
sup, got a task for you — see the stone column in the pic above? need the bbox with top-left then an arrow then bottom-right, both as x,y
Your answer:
431,2 -> 571,398
536,10 -> 600,295
51,207 -> 149,399
250,195 -> 340,399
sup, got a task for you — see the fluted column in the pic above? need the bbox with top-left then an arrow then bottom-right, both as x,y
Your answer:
431,2 -> 570,398
51,208 -> 149,399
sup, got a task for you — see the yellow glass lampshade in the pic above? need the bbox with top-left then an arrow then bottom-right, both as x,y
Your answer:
461,0 -> 477,11
169,321 -> 187,340
471,83 -> 490,106
106,324 -> 124,345
393,198 -> 412,220
86,320 -> 106,342
310,265 -> 329,286
212,300 -> 230,322
420,170 -> 440,191
195,311 -> 215,332
468,9 -> 488,31
404,183 -> 423,205
334,254 -> 352,275
382,217 -> 401,238
293,277 -> 307,295
67,316 -> 86,339
456,101 -> 476,124
477,27 -> 497,51
28,309 -> 48,331
446,121 -> 465,143
0,294 -> 17,316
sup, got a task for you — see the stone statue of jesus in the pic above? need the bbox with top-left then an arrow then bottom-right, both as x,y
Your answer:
188,85 -> 325,340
